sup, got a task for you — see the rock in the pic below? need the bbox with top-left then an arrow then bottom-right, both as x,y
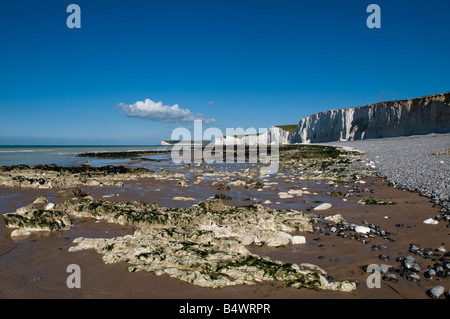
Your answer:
227,180 -> 247,187
278,192 -> 294,199
263,200 -> 272,205
32,196 -> 48,204
200,199 -> 227,212
15,204 -> 37,215
324,214 -> 345,223
214,193 -> 232,200
56,187 -> 88,198
291,236 -> 306,245
425,269 -> 436,279
4,207 -> 72,232
428,286 -> 445,299
0,164 -> 176,190
313,203 -> 332,211
403,256 -> 420,272
410,263 -> 421,272
434,265 -> 446,276
435,245 -> 446,253
173,197 -> 196,201
354,226 -> 371,234
115,182 -> 124,187
409,244 -> 420,253
60,197 -> 358,292
382,273 -> 398,282
10,229 -> 32,238
287,189 -> 303,196
259,231 -> 292,247
177,181 -> 188,187
423,218 -> 438,225
407,273 -> 420,282
379,264 -> 392,274
378,254 -> 390,261
357,199 -> 394,205
86,179 -> 101,186
44,203 -> 55,210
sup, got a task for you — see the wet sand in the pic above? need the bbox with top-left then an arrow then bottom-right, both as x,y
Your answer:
0,174 -> 448,299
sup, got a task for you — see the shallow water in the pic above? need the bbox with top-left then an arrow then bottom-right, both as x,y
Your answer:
0,145 -> 170,167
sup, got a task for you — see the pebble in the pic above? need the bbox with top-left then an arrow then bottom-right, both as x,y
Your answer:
435,265 -> 445,276
10,229 -> 32,238
325,135 -> 450,214
403,256 -> 420,272
379,264 -> 392,274
378,254 -> 390,261
425,269 -> 436,279
428,286 -> 445,299
423,218 -> 439,225
291,236 -> 306,245
407,273 -> 420,282
313,203 -> 332,211
355,226 -> 371,234
382,273 -> 398,282
409,244 -> 420,253
410,263 -> 421,272
435,245 -> 446,253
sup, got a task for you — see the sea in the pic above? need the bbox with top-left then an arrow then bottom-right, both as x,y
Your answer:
0,145 -> 171,167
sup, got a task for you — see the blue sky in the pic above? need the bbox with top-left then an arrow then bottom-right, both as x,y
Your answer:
0,0 -> 449,145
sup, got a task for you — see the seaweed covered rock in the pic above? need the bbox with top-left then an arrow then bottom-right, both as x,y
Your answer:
58,198 -> 313,242
70,227 -> 355,291
63,197 -> 355,292
0,164 -> 184,189
56,187 -> 89,198
3,204 -> 72,232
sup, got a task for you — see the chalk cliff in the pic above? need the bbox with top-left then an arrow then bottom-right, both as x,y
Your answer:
214,126 -> 294,145
293,93 -> 450,143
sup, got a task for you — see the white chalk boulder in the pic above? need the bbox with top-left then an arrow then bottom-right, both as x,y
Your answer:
173,196 -> 196,201
278,192 -> 294,199
354,226 -> 371,234
423,218 -> 438,225
313,203 -> 332,211
11,229 -> 32,238
291,236 -> 306,245
33,196 -> 48,204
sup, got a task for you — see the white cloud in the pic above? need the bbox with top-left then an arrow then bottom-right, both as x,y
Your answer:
208,100 -> 214,106
119,99 -> 215,124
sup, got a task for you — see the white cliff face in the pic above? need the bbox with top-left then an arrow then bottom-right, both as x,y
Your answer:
215,126 -> 294,145
293,93 -> 450,143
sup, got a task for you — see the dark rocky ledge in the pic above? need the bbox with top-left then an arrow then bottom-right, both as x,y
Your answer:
78,150 -> 171,159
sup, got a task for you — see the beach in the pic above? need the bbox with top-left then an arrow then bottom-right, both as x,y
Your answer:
0,137 -> 449,299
